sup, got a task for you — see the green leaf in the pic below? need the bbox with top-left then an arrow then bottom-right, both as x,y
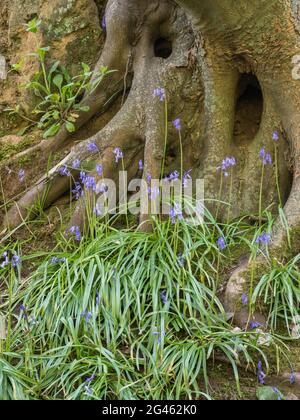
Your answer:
66,121 -> 76,133
43,123 -> 61,138
53,74 -> 63,90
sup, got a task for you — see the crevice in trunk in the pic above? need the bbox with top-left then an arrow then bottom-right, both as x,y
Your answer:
154,37 -> 173,59
234,74 -> 263,146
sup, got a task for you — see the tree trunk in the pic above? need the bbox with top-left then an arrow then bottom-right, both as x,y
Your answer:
1,0 -> 299,261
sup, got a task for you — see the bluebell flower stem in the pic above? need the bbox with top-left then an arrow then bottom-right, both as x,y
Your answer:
259,162 -> 265,226
274,144 -> 282,209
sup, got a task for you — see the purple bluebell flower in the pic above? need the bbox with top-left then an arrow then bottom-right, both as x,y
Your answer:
59,165 -> 71,177
241,293 -> 248,306
79,171 -> 86,183
167,170 -> 180,182
72,159 -> 81,170
18,169 -> 25,182
217,156 -> 237,177
138,160 -> 144,171
20,304 -> 28,319
183,169 -> 192,188
250,321 -> 262,330
272,131 -> 279,141
51,257 -> 66,265
260,148 -> 272,165
87,142 -> 99,152
12,255 -> 21,267
83,176 -> 97,192
152,330 -> 166,344
160,290 -> 168,305
113,147 -> 124,163
257,360 -> 266,385
290,371 -> 296,385
149,186 -> 160,201
96,164 -> 103,177
81,310 -> 93,323
169,203 -> 183,224
93,204 -> 102,217
153,87 -> 166,102
72,182 -> 82,200
217,236 -> 227,251
0,252 -> 9,269
99,183 -> 108,193
84,374 -> 95,395
67,226 -> 81,242
173,118 -> 181,131
256,232 -> 271,246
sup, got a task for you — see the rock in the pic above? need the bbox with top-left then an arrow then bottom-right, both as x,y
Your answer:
0,134 -> 23,145
224,264 -> 248,312
233,308 -> 267,330
286,393 -> 299,400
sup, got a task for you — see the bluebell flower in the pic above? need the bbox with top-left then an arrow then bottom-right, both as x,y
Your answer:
18,169 -> 25,182
169,203 -> 183,224
58,165 -> 71,177
260,148 -> 272,165
96,164 -> 103,177
256,232 -> 271,246
167,170 -> 180,182
0,252 -> 9,269
79,171 -> 86,183
67,226 -> 81,242
272,131 -> 279,141
217,156 -> 236,177
51,257 -> 66,265
20,304 -> 28,319
257,360 -> 266,385
101,14 -> 106,29
183,169 -> 192,188
241,293 -> 248,306
81,310 -> 92,323
87,142 -> 99,152
149,186 -> 160,201
12,255 -> 21,267
173,118 -> 181,131
72,182 -> 82,200
217,236 -> 226,251
138,160 -> 144,171
153,87 -> 166,102
250,321 -> 262,330
83,176 -> 97,192
152,330 -> 166,344
113,147 -> 124,163
290,371 -> 296,385
72,159 -> 81,170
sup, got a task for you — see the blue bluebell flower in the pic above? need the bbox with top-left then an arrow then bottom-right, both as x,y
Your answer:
217,236 -> 226,251
169,203 -> 183,224
72,159 -> 81,170
256,232 -> 271,246
59,165 -> 71,177
18,169 -> 25,182
96,164 -> 103,177
87,142 -> 99,152
160,290 -> 168,305
257,361 -> 266,385
272,131 -> 279,141
153,87 -> 166,102
173,118 -> 181,131
113,147 -> 124,163
260,148 -> 272,165
67,226 -> 81,242
241,293 -> 248,306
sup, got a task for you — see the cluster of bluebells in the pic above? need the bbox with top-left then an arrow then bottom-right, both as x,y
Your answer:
169,203 -> 183,224
260,148 -> 272,165
256,232 -> 271,246
113,147 -> 124,163
81,309 -> 93,324
1,252 -> 21,269
73,159 -> 81,170
257,360 -> 266,385
84,375 -> 95,396
67,226 -> 81,242
167,170 -> 180,183
59,165 -> 71,177
153,87 -> 166,102
249,320 -> 262,330
51,256 -> 66,265
72,182 -> 83,200
217,156 -> 237,177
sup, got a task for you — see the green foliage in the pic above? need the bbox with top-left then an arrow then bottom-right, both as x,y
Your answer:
6,19 -> 114,138
0,214 -> 287,400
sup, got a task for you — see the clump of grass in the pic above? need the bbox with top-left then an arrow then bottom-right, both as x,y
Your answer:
0,212 -> 288,400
